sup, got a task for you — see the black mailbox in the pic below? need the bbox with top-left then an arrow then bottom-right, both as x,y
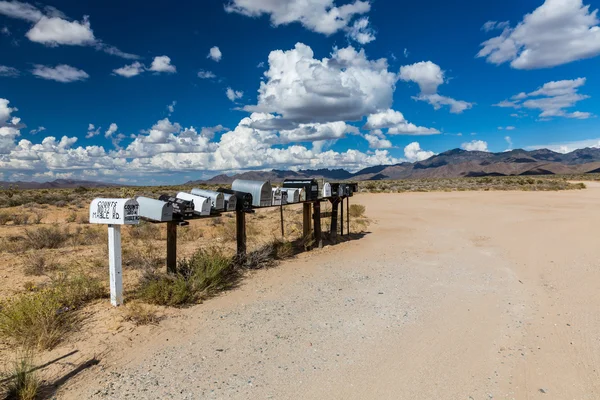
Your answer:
283,179 -> 319,201
330,183 -> 343,197
217,188 -> 253,211
347,182 -> 358,196
158,195 -> 195,219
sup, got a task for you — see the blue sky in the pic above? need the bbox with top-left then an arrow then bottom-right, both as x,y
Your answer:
1,0 -> 599,184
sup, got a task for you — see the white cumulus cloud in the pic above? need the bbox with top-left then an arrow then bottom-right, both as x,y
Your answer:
31,64 -> 89,83
404,142 -> 435,162
113,61 -> 145,78
462,140 -> 489,152
494,77 -> 592,119
197,69 -> 216,79
225,0 -> 372,38
208,46 -> 222,62
478,0 -> 600,69
226,88 -> 244,102
149,56 -> 176,73
363,109 -> 439,135
399,61 -> 473,113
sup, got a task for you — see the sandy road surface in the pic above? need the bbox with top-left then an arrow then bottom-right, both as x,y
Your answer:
61,187 -> 600,399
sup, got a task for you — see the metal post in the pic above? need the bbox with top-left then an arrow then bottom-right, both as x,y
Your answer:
347,196 -> 350,235
313,201 -> 323,249
330,198 -> 339,240
236,209 -> 247,257
107,224 -> 123,306
340,197 -> 344,236
303,203 -> 312,248
166,222 -> 177,274
280,204 -> 285,239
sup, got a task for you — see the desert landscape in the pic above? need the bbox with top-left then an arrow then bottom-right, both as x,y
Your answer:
1,176 -> 599,399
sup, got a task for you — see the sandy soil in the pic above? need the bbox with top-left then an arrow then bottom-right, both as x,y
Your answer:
53,186 -> 600,399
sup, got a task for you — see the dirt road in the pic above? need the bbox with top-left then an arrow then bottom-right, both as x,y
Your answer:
61,187 -> 600,399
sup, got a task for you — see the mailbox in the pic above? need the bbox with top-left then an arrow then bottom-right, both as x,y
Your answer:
220,192 -> 238,212
343,184 -> 351,197
284,188 -> 300,203
281,190 -> 288,205
330,183 -> 345,197
232,179 -> 272,207
298,188 -> 306,202
348,182 -> 358,195
218,188 -> 252,211
136,196 -> 174,222
158,195 -> 195,219
283,179 -> 319,201
176,192 -> 211,216
191,188 -> 225,211
90,198 -> 139,225
322,182 -> 332,198
272,188 -> 283,206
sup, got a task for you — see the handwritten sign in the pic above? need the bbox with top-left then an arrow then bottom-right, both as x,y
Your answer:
89,198 -> 139,225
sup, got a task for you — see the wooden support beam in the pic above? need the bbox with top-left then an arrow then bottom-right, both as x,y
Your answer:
280,204 -> 285,239
347,196 -> 350,235
313,201 -> 323,249
236,210 -> 247,257
166,221 -> 177,274
340,197 -> 344,236
330,198 -> 339,240
302,203 -> 312,248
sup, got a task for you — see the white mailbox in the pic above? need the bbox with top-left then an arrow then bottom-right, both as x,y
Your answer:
88,198 -> 140,307
90,198 -> 139,225
322,182 -> 332,198
272,188 -> 283,206
176,192 -> 211,216
136,196 -> 174,222
191,188 -> 225,211
285,188 -> 300,203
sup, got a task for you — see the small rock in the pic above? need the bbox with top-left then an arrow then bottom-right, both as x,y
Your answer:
539,388 -> 547,394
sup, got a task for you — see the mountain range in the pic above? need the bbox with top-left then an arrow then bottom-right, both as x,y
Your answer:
3,148 -> 600,189
190,147 -> 600,184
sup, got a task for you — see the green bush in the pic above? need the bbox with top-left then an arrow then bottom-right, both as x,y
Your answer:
137,248 -> 237,306
0,273 -> 105,350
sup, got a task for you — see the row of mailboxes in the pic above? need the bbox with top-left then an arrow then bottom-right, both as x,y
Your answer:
134,181 -> 359,222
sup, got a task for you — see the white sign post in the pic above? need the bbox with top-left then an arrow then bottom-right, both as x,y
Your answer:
89,198 -> 139,306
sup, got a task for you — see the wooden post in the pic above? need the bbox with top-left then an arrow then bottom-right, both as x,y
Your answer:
340,197 -> 344,236
236,210 -> 247,257
347,196 -> 350,235
303,203 -> 312,247
166,222 -> 177,274
280,204 -> 285,239
330,198 -> 339,240
107,224 -> 123,306
313,201 -> 323,249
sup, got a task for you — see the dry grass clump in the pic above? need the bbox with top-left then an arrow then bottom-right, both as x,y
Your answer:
128,221 -> 162,241
122,242 -> 163,270
137,247 -> 237,306
349,204 -> 366,218
0,273 -> 105,350
23,225 -> 70,250
65,212 -> 77,223
3,350 -> 40,400
22,251 -> 59,276
70,225 -> 105,246
122,302 -> 160,326
0,210 -> 10,225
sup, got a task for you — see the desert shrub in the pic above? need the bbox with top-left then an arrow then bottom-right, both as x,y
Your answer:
128,221 -> 161,241
349,204 -> 366,218
239,240 -> 294,270
122,302 -> 159,326
76,213 -> 89,224
65,212 -> 76,223
70,226 -> 104,246
22,251 -> 58,276
0,273 -> 104,349
11,213 -> 30,226
0,211 -> 10,225
137,247 -> 237,306
178,226 -> 203,242
54,200 -> 67,208
4,350 -> 40,400
23,226 -> 69,250
29,211 -> 44,225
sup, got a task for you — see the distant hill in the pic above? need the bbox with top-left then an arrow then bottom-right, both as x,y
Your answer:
0,179 -> 119,190
189,147 -> 600,184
